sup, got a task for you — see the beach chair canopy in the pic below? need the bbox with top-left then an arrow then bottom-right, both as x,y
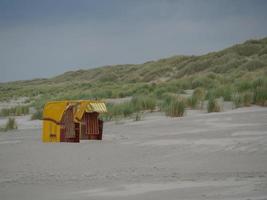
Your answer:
74,101 -> 107,121
43,100 -> 107,123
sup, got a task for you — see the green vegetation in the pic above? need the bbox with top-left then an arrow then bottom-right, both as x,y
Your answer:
232,93 -> 243,108
0,118 -> 17,132
131,96 -> 156,112
187,95 -> 198,109
232,91 -> 253,108
254,86 -> 267,106
192,87 -> 206,108
193,87 -> 206,101
108,102 -> 135,118
186,87 -> 206,109
99,95 -> 156,121
0,105 -> 29,117
133,112 -> 143,121
0,37 -> 267,120
207,97 -> 221,113
243,92 -> 253,106
164,97 -> 186,117
231,78 -> 267,107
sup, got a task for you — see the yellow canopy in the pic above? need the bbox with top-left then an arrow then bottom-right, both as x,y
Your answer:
43,100 -> 107,123
43,101 -> 69,123
86,102 -> 107,113
74,101 -> 107,121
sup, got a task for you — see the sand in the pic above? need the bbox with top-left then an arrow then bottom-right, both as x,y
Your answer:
0,106 -> 267,200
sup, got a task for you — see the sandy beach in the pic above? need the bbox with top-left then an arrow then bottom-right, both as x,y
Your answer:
0,106 -> 267,200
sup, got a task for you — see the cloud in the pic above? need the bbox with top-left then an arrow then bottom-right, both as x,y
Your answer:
0,0 -> 267,82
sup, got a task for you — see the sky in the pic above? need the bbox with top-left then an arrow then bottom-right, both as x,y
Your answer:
1,0 -> 267,82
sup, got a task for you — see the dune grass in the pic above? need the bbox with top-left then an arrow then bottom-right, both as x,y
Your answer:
133,112 -> 143,121
0,118 -> 17,132
100,95 -> 156,121
243,92 -> 254,106
254,86 -> 267,106
207,97 -> 221,113
0,105 -> 29,117
0,37 -> 267,120
186,95 -> 198,109
131,95 -> 156,112
193,87 -> 206,108
164,98 -> 186,117
193,87 -> 206,100
232,93 -> 243,108
186,87 -> 206,109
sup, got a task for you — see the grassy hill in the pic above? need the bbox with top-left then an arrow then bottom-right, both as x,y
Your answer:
1,37 -> 267,117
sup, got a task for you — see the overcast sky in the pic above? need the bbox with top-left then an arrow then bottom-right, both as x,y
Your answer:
1,0 -> 267,82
